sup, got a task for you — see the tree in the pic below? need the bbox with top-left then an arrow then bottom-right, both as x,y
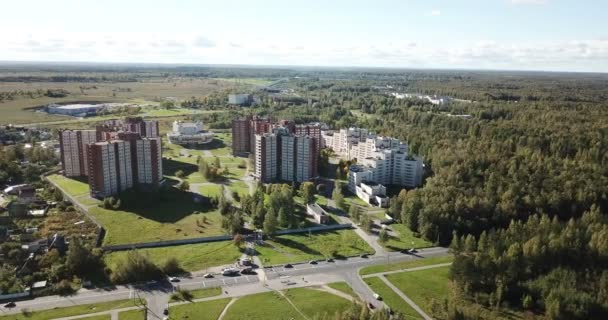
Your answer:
221,209 -> 244,235
178,180 -> 190,191
233,233 -> 244,249
378,228 -> 389,243
360,215 -> 372,233
299,182 -> 316,204
110,250 -> 163,284
278,208 -> 288,228
66,238 -> 102,277
263,208 -> 278,236
349,204 -> 361,222
332,182 -> 345,210
162,257 -> 182,275
175,170 -> 186,178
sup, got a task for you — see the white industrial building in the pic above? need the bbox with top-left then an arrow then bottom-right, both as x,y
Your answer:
167,120 -> 214,145
47,104 -> 103,117
228,94 -> 252,105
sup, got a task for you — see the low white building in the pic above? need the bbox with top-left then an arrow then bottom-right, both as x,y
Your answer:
306,203 -> 330,224
167,121 -> 214,145
228,94 -> 252,105
348,165 -> 389,207
47,104 -> 103,116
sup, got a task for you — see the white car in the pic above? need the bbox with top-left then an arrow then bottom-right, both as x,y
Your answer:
373,293 -> 381,300
203,273 -> 213,278
168,276 -> 180,282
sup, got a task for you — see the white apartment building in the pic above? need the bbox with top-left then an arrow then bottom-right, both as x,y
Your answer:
255,134 -> 278,182
136,138 -> 163,185
59,130 -> 97,177
167,120 -> 214,145
228,94 -> 252,105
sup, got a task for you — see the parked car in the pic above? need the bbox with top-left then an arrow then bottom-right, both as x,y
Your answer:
284,264 -> 293,268
373,293 -> 381,300
309,260 -> 317,265
360,253 -> 369,258
367,302 -> 375,309
168,276 -> 180,282
203,273 -> 213,278
326,258 -> 334,262
409,248 -> 418,253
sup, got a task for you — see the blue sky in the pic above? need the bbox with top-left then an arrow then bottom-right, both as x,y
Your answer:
2,0 -> 607,72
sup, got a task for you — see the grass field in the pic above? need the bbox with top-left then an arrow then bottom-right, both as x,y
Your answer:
47,174 -> 90,196
170,287 -> 222,302
169,298 -> 231,320
363,277 -> 423,319
198,184 -> 223,197
256,230 -> 374,265
79,316 -> 111,320
117,309 -> 145,320
105,241 -> 242,272
285,287 -> 352,319
327,282 -> 357,298
223,292 -> 303,320
383,224 -> 433,251
89,200 -> 224,246
0,300 -> 136,320
359,255 -> 453,276
228,180 -> 249,197
386,266 -> 451,314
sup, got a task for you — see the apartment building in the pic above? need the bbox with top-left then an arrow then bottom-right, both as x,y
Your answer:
96,117 -> 159,139
255,133 -> 278,183
59,130 -> 97,177
231,116 -> 273,156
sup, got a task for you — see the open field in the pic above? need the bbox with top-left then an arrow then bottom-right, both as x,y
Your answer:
169,298 -> 231,320
327,282 -> 357,298
363,276 -> 422,319
89,203 -> 224,246
47,174 -> 89,197
359,255 -> 453,275
386,266 -> 451,314
228,180 -> 249,197
79,315 -> 111,320
170,287 -> 222,302
0,300 -> 136,320
117,309 -> 145,320
285,287 -> 352,319
256,229 -> 373,265
198,184 -> 223,198
383,224 -> 433,251
105,241 -> 242,272
0,78 -> 237,124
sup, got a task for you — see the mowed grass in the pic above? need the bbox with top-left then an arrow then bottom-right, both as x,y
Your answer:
386,266 -> 451,314
285,287 -> 352,319
169,298 -> 231,320
383,224 -> 433,252
78,316 -> 111,320
170,287 -> 222,302
0,300 -> 136,320
228,180 -> 249,197
256,230 -> 374,265
223,292 -> 304,320
198,184 -> 223,198
47,174 -> 90,196
364,277 -> 423,319
105,241 -> 242,272
327,282 -> 357,298
90,204 -> 224,246
117,309 -> 145,320
359,255 -> 453,276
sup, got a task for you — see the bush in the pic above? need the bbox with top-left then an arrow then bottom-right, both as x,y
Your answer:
162,257 -> 183,275
54,279 -> 75,295
170,287 -> 193,301
110,251 -> 164,284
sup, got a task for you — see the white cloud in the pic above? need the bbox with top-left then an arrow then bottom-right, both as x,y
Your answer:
1,32 -> 607,72
430,10 -> 441,16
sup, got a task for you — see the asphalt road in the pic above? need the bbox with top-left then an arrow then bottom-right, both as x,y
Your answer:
0,247 -> 449,316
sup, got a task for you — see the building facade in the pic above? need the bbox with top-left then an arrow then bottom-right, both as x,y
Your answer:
167,120 -> 214,145
231,116 -> 273,156
228,94 -> 252,105
255,134 -> 278,183
59,130 -> 97,177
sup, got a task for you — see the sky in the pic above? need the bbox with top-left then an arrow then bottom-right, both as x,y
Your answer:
2,0 -> 607,72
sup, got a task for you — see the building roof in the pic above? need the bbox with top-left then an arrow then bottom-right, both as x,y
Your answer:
307,203 -> 327,216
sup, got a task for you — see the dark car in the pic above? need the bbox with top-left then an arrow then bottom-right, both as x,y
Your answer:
326,258 -> 334,263
163,308 -> 169,315
309,260 -> 317,265
360,253 -> 369,258
284,264 -> 293,268
367,302 -> 375,309
3,302 -> 16,308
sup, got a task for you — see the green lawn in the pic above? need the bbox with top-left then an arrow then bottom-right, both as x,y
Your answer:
223,292 -> 304,320
327,282 -> 357,298
169,298 -> 231,320
47,174 -> 90,196
363,277 -> 422,319
359,255 -> 453,276
386,266 -> 451,314
106,241 -> 242,272
79,316 -> 111,320
285,287 -> 352,319
89,204 -> 224,246
170,287 -> 222,302
198,184 -> 223,198
383,224 -> 433,251
228,180 -> 249,197
117,309 -> 145,320
0,300 -> 136,320
256,230 -> 373,265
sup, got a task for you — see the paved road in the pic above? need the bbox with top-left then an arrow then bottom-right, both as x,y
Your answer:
0,247 -> 448,316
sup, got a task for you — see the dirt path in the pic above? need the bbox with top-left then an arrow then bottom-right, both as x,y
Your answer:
216,297 -> 237,320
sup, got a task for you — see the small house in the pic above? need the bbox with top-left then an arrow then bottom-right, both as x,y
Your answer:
306,203 -> 330,225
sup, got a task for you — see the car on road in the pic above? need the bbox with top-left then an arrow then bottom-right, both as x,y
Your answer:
284,264 -> 293,268
367,302 -> 375,309
222,268 -> 240,276
163,308 -> 169,315
203,273 -> 213,278
409,248 -> 418,253
326,258 -> 334,262
3,302 -> 16,308
309,260 -> 317,265
373,293 -> 381,300
360,254 -> 369,258
168,276 -> 180,282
